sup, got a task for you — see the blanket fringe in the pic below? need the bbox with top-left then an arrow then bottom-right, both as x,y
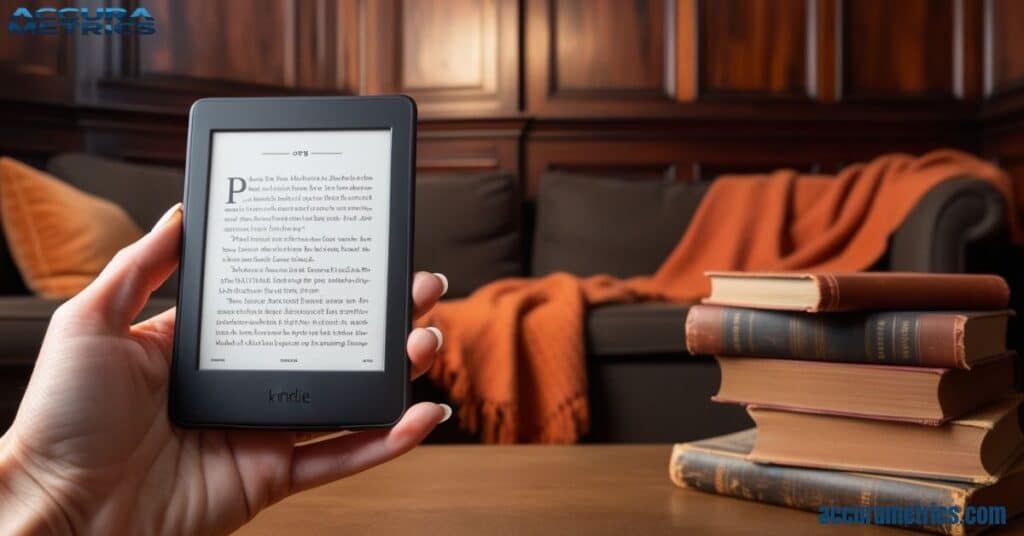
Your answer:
427,345 -> 589,443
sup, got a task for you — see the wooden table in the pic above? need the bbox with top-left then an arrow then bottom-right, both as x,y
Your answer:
239,445 -> 1023,535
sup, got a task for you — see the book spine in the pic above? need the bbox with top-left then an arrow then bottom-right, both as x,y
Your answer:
670,444 -> 969,536
814,273 -> 1009,313
685,305 -> 966,368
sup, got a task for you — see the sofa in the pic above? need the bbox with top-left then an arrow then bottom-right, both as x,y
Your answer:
0,153 -> 1015,442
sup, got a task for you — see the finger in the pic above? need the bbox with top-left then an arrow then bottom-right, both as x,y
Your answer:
412,272 -> 447,319
293,430 -> 351,446
66,203 -> 182,331
289,402 -> 450,493
130,307 -> 177,357
407,326 -> 442,379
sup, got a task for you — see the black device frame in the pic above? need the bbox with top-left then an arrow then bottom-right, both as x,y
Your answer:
170,96 -> 416,429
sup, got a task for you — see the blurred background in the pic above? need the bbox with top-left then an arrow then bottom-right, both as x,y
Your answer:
6,0 -> 1024,184
1,0 -> 1022,442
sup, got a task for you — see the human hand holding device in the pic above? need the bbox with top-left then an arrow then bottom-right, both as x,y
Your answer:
0,205 -> 450,534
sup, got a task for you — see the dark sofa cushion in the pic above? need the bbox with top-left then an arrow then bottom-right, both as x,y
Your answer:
532,173 -> 710,278
415,171 -> 522,298
46,153 -> 184,229
586,303 -> 689,356
0,296 -> 176,359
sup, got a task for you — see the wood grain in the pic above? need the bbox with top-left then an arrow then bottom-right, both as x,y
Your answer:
675,0 -> 697,101
958,0 -> 984,100
553,0 -> 666,93
699,0 -> 809,98
989,0 -> 1024,96
138,0 -> 291,86
0,0 -> 74,103
401,0 -> 487,90
236,445 -> 964,535
0,0 -> 66,75
842,0 -> 956,99
364,0 -> 518,116
814,0 -> 838,102
525,0 -> 679,116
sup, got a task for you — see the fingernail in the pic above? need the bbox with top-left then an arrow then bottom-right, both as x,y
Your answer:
425,326 -> 443,351
151,202 -> 182,233
438,403 -> 453,423
433,272 -> 449,297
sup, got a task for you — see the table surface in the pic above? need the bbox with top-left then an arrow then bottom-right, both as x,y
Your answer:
238,445 -> 1023,535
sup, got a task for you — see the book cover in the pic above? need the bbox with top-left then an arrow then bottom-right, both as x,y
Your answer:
670,429 -> 1024,536
703,271 -> 1010,312
747,396 -> 1024,484
685,305 -> 1011,369
712,354 -> 1016,425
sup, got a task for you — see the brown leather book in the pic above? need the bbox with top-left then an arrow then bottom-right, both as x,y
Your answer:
703,271 -> 1010,312
747,396 -> 1024,484
712,354 -> 1015,424
685,305 -> 1011,369
670,429 -> 1024,536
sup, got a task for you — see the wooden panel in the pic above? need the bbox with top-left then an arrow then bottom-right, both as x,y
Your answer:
989,0 -> 1024,95
526,0 -> 678,116
417,138 -> 519,174
0,0 -> 65,75
417,119 -> 524,174
960,0 -> 984,100
553,0 -> 666,94
294,0 -> 361,92
0,0 -> 74,102
699,0 -> 809,98
402,0 -> 485,90
675,0 -> 697,100
842,0 -> 956,99
138,0 -> 292,86
99,0 -> 357,111
814,0 -> 839,102
0,101 -> 82,160
364,0 -> 518,117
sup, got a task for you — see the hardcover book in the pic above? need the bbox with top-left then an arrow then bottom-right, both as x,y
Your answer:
702,271 -> 1010,312
670,429 -> 1024,536
747,396 -> 1024,483
685,305 -> 1011,369
712,354 -> 1015,424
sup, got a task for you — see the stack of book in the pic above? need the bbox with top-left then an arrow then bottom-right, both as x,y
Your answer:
671,271 -> 1022,535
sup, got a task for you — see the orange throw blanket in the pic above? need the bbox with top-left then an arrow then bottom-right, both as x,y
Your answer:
417,150 -> 1022,443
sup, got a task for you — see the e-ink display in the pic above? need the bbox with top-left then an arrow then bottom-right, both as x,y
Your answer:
199,130 -> 392,371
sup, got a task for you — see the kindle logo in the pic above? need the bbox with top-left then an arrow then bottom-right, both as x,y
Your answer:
268,388 -> 312,404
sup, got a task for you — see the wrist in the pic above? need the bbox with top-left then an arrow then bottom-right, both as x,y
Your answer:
0,433 -> 73,536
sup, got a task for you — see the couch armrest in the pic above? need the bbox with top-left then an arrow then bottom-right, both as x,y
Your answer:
889,178 -> 1007,273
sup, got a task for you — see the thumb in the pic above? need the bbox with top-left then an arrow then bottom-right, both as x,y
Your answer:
65,203 -> 182,332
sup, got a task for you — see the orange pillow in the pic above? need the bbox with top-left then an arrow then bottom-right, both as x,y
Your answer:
0,157 -> 143,298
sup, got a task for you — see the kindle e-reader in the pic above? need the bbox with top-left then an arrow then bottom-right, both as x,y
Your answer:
169,96 -> 416,429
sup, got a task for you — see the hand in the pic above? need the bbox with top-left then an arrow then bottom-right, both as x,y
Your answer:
0,204 -> 449,535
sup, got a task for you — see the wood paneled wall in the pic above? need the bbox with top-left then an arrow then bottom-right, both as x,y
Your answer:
2,0 -> 1024,201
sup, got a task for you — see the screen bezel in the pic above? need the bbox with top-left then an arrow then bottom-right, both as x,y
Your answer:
170,96 -> 415,429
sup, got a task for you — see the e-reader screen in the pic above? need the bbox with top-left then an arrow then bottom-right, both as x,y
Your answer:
198,130 -> 392,371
